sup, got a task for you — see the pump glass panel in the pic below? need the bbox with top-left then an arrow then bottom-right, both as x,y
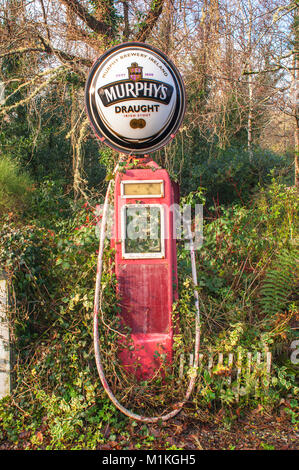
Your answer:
121,180 -> 164,198
121,205 -> 164,258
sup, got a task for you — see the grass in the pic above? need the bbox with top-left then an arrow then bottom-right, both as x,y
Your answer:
0,155 -> 34,217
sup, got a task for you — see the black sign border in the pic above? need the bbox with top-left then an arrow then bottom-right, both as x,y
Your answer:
85,42 -> 186,155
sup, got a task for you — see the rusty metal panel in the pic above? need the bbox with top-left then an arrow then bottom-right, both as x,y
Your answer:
118,264 -> 169,334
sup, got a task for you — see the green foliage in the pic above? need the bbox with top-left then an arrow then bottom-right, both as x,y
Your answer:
27,178 -> 73,228
0,0 -> 297,450
172,178 -> 298,411
0,156 -> 34,217
255,179 -> 298,246
260,248 -> 298,316
0,166 -> 297,449
155,130 -> 291,206
1,56 -> 106,194
185,145 -> 290,205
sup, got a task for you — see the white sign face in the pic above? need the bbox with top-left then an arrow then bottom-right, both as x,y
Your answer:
85,42 -> 185,154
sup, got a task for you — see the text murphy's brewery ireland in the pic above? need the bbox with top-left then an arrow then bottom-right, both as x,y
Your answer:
85,43 -> 185,154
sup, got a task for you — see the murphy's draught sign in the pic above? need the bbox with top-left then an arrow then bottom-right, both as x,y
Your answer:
85,42 -> 185,154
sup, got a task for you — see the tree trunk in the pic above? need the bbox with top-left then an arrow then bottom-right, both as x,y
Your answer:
247,0 -> 253,161
293,8 -> 299,187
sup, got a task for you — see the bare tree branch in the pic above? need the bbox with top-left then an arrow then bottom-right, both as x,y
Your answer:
135,0 -> 164,42
39,0 -> 51,42
58,0 -> 114,37
0,44 -> 92,68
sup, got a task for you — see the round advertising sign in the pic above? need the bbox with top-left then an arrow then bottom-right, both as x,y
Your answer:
85,42 -> 186,155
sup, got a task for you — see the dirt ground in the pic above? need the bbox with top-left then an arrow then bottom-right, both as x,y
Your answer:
96,407 -> 298,451
0,406 -> 297,451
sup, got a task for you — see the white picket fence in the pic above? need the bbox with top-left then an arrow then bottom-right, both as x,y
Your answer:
179,348 -> 272,401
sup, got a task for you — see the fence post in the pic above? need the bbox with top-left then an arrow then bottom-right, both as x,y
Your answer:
179,353 -> 185,379
227,353 -> 233,386
0,273 -> 11,398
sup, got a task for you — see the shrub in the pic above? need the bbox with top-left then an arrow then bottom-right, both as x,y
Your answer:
171,143 -> 291,205
0,177 -> 297,449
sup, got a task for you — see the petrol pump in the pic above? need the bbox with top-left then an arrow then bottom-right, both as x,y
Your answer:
113,159 -> 179,379
85,43 -> 200,422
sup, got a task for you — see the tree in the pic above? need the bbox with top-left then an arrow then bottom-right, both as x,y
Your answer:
0,0 -> 297,194
0,0 -> 166,197
239,0 -> 299,185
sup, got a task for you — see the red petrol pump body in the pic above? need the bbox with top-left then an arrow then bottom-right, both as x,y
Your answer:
112,159 -> 179,379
